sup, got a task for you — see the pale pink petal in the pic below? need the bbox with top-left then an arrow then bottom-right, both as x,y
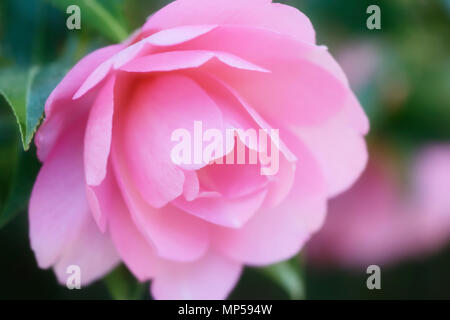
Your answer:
199,168 -> 265,198
174,188 -> 268,228
84,77 -> 115,187
175,25 -> 347,127
342,93 -> 370,135
173,138 -> 270,228
85,161 -> 118,233
151,251 -> 242,300
29,121 -> 88,268
182,170 -> 200,201
192,72 -> 296,162
107,171 -> 161,281
301,47 -> 370,134
121,50 -> 268,73
53,214 -> 120,286
293,111 -> 369,197
142,0 -> 315,43
86,186 -> 107,233
196,150 -> 269,198
119,74 -> 225,208
44,45 -> 122,117
122,50 -> 213,72
146,25 -> 218,46
213,138 -> 327,265
72,58 -> 113,100
36,45 -> 123,161
73,25 -> 219,99
112,143 -> 210,262
263,154 -> 296,208
112,41 -> 146,69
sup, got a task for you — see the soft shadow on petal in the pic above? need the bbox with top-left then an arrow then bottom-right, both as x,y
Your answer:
292,109 -> 369,198
29,121 -> 88,268
111,141 -> 210,262
84,76 -> 116,187
53,214 -> 120,287
117,74 -> 225,208
212,137 -> 327,265
151,251 -> 242,300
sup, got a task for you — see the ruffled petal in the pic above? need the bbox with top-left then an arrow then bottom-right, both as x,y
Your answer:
112,141 -> 210,262
29,121 -> 88,268
142,0 -> 315,43
151,251 -> 242,300
36,45 -> 123,161
213,137 -> 327,265
84,77 -> 116,186
121,50 -> 268,73
107,171 -> 161,281
73,25 -> 219,99
118,74 -> 225,208
173,25 -> 349,127
174,188 -> 268,228
53,214 -> 120,286
293,109 -> 368,197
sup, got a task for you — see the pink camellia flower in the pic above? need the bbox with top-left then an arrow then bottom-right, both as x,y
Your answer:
306,145 -> 450,267
29,0 -> 368,299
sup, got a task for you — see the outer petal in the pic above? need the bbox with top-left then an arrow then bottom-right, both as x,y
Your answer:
298,48 -> 370,135
86,161 -> 118,233
106,169 -> 161,281
73,25 -> 219,99
213,138 -> 327,265
84,77 -> 116,187
112,142 -> 210,262
292,109 -> 369,197
29,121 -> 88,268
36,45 -> 123,161
121,50 -> 268,73
151,251 -> 242,300
142,0 -> 315,43
175,26 -> 349,127
53,214 -> 120,286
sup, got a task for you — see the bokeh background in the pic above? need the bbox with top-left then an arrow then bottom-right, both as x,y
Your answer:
0,0 -> 449,299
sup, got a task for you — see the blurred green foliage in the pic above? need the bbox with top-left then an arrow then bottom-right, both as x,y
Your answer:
0,0 -> 449,299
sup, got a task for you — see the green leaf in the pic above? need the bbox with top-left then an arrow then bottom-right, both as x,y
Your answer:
104,265 -> 146,300
45,0 -> 129,43
0,145 -> 40,228
257,258 -> 305,300
0,63 -> 69,150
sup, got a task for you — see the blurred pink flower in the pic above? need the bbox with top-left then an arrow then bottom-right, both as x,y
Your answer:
336,41 -> 380,91
29,0 -> 368,299
306,145 -> 450,267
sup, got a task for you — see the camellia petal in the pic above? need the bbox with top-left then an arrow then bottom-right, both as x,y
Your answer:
29,0 -> 369,300
142,0 -> 315,43
36,45 -> 123,161
29,121 -> 88,268
151,251 -> 242,300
